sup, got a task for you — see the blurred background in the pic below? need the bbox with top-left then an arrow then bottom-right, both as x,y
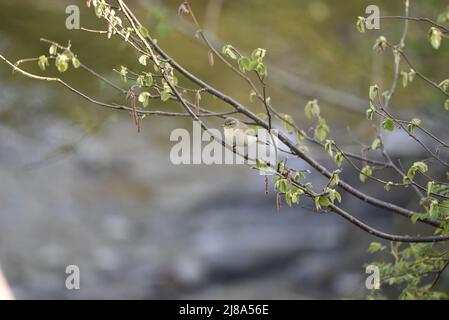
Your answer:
0,0 -> 448,299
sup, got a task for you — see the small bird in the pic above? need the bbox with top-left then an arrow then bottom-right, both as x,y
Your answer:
223,117 -> 259,147
223,117 -> 296,157
222,118 -> 310,176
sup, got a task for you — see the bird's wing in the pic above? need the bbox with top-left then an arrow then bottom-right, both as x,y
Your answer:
244,127 -> 257,137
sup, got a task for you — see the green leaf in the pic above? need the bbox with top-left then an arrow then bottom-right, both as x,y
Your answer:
408,69 -> 416,82
255,159 -> 267,169
138,55 -> 148,66
428,27 -> 442,49
429,199 -> 439,220
249,59 -> 259,71
373,36 -> 387,53
283,114 -> 294,133
304,100 -> 320,119
411,213 -> 428,224
401,71 -> 409,88
95,5 -> 102,17
407,118 -> 421,134
318,196 -> 331,207
285,187 -> 302,207
360,165 -> 373,183
285,193 -> 292,207
356,16 -> 366,33
71,56 -> 81,69
314,197 -> 321,211
371,138 -> 381,151
251,48 -> 266,61
138,92 -> 151,107
274,179 -> 289,193
326,188 -> 341,203
324,139 -> 334,157
290,187 -> 303,204
138,25 -> 149,38
335,192 -> 342,203
384,182 -> 393,192
381,118 -> 395,132
119,66 -> 128,83
366,103 -> 376,121
393,48 -> 400,65
145,73 -> 153,87
94,1 -> 105,18
49,44 -> 58,55
427,181 -> 434,196
280,180 -> 289,193
367,242 -> 386,253
445,99 -> 449,111
222,45 -> 238,60
330,170 -> 341,186
438,79 -> 449,92
249,91 -> 257,103
238,56 -> 251,72
255,63 -> 267,77
37,55 -> 49,71
315,118 -> 329,142
413,161 -> 429,174
294,171 -> 306,181
334,152 -> 344,167
411,118 -> 421,126
407,161 -> 429,180
369,85 -> 379,101
55,53 -> 69,73
160,82 -> 172,102
416,162 -> 429,173
314,196 -> 331,211
136,75 -> 145,87
403,175 -> 411,185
